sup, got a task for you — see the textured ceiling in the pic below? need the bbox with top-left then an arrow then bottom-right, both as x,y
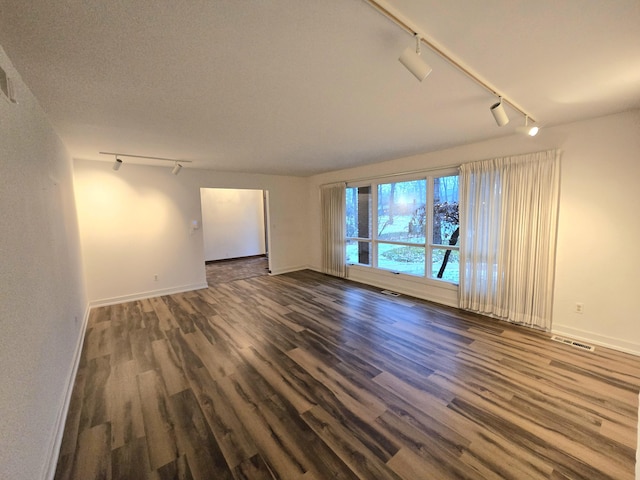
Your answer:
0,0 -> 639,175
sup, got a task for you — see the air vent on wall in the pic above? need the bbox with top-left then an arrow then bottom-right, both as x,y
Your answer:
551,335 -> 595,352
381,290 -> 401,297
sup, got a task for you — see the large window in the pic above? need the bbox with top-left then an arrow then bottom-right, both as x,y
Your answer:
346,172 -> 459,284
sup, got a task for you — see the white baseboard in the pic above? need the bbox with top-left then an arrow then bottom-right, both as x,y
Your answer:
268,264 -> 308,276
42,304 -> 91,480
552,324 -> 640,357
89,282 -> 209,308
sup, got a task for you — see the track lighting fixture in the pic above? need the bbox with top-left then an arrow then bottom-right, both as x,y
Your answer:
366,0 -> 540,128
398,34 -> 432,82
517,116 -> 540,137
100,152 -> 192,174
490,97 -> 509,127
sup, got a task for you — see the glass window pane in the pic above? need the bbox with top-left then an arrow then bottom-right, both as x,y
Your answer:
432,248 -> 459,284
433,175 -> 459,246
377,243 -> 425,276
377,179 -> 426,244
346,240 -> 371,265
346,186 -> 371,239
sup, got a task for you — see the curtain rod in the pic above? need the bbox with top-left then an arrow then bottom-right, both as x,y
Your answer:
320,148 -> 558,187
364,0 -> 536,123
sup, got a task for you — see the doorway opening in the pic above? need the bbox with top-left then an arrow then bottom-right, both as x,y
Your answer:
199,188 -> 271,286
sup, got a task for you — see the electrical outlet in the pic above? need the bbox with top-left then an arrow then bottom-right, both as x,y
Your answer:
575,302 -> 584,314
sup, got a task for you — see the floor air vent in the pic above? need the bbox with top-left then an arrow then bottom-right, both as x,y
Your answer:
380,290 -> 401,297
551,335 -> 595,352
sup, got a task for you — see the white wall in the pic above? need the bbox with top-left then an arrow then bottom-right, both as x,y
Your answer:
201,188 -> 266,261
74,160 -> 309,305
74,160 -> 208,304
551,110 -> 640,354
309,109 -> 640,355
0,46 -> 88,480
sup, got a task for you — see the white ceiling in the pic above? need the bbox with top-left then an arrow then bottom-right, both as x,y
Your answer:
1,1 -> 639,176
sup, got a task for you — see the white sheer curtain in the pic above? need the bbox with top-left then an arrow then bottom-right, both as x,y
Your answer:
321,183 -> 346,278
459,150 -> 560,329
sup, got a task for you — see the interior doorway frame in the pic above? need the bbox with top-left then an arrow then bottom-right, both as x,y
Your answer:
198,187 -> 272,279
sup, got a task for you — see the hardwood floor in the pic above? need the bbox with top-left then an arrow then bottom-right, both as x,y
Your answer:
205,255 -> 269,286
55,270 -> 640,479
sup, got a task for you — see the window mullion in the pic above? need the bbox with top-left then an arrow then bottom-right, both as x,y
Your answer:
372,183 -> 378,269
426,175 -> 434,278
378,240 -> 426,248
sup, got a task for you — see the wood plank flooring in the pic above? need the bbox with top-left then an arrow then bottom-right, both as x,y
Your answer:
205,255 -> 269,286
55,269 -> 640,479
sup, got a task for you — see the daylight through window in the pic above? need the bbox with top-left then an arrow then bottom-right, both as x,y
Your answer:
346,171 -> 459,284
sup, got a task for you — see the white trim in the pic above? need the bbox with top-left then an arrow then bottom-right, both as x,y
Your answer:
42,304 -> 91,480
348,263 -> 458,289
89,282 -> 209,308
269,264 -> 309,276
340,164 -> 459,187
552,324 -> 640,357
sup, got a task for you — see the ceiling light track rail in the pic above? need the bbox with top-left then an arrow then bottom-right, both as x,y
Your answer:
364,0 -> 536,123
100,151 -> 190,174
98,152 -> 192,163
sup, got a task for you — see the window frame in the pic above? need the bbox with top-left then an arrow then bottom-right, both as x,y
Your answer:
427,172 -> 460,283
346,168 -> 459,285
345,182 -> 373,267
